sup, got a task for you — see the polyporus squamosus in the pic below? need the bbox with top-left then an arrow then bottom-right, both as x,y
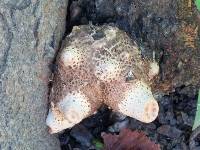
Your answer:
46,25 -> 159,133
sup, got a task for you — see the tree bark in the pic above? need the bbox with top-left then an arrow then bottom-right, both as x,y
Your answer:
0,0 -> 68,149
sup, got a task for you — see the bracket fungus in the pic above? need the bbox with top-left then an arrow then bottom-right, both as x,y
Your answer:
46,25 -> 160,133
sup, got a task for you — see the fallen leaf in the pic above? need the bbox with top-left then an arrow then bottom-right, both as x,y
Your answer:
102,128 -> 160,150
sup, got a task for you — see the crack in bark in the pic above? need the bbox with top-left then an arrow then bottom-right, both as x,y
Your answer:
50,31 -> 56,49
32,0 -> 40,16
10,9 -> 17,29
0,13 -> 13,78
33,17 -> 41,49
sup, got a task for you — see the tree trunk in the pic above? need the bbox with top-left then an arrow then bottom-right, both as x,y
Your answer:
0,0 -> 68,149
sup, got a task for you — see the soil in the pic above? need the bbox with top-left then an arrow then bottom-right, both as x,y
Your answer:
58,0 -> 200,149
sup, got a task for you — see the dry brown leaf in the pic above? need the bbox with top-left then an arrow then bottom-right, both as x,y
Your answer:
102,128 -> 160,150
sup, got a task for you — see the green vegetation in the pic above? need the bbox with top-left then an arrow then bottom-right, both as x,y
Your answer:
196,0 -> 200,11
92,139 -> 104,150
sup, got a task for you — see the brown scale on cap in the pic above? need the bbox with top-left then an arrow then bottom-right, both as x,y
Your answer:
46,25 -> 159,133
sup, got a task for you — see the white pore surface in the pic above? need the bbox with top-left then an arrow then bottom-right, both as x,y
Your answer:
46,91 -> 91,133
61,46 -> 82,67
118,81 -> 157,122
94,59 -> 121,82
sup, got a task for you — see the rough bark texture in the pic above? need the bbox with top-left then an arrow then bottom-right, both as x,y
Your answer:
0,0 -> 68,149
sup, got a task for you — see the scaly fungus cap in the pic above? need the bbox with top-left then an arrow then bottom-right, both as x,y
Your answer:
46,25 -> 159,133
118,81 -> 158,123
46,91 -> 91,133
105,80 -> 159,123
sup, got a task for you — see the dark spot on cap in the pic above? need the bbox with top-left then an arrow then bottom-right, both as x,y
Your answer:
92,30 -> 105,40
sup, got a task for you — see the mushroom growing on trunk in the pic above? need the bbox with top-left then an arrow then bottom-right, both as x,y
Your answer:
46,25 -> 159,133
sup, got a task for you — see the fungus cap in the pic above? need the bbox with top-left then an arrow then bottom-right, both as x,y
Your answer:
61,46 -> 83,68
94,59 -> 121,82
46,91 -> 91,133
46,25 -> 160,134
58,91 -> 91,119
118,81 -> 159,123
104,26 -> 117,40
46,108 -> 75,134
